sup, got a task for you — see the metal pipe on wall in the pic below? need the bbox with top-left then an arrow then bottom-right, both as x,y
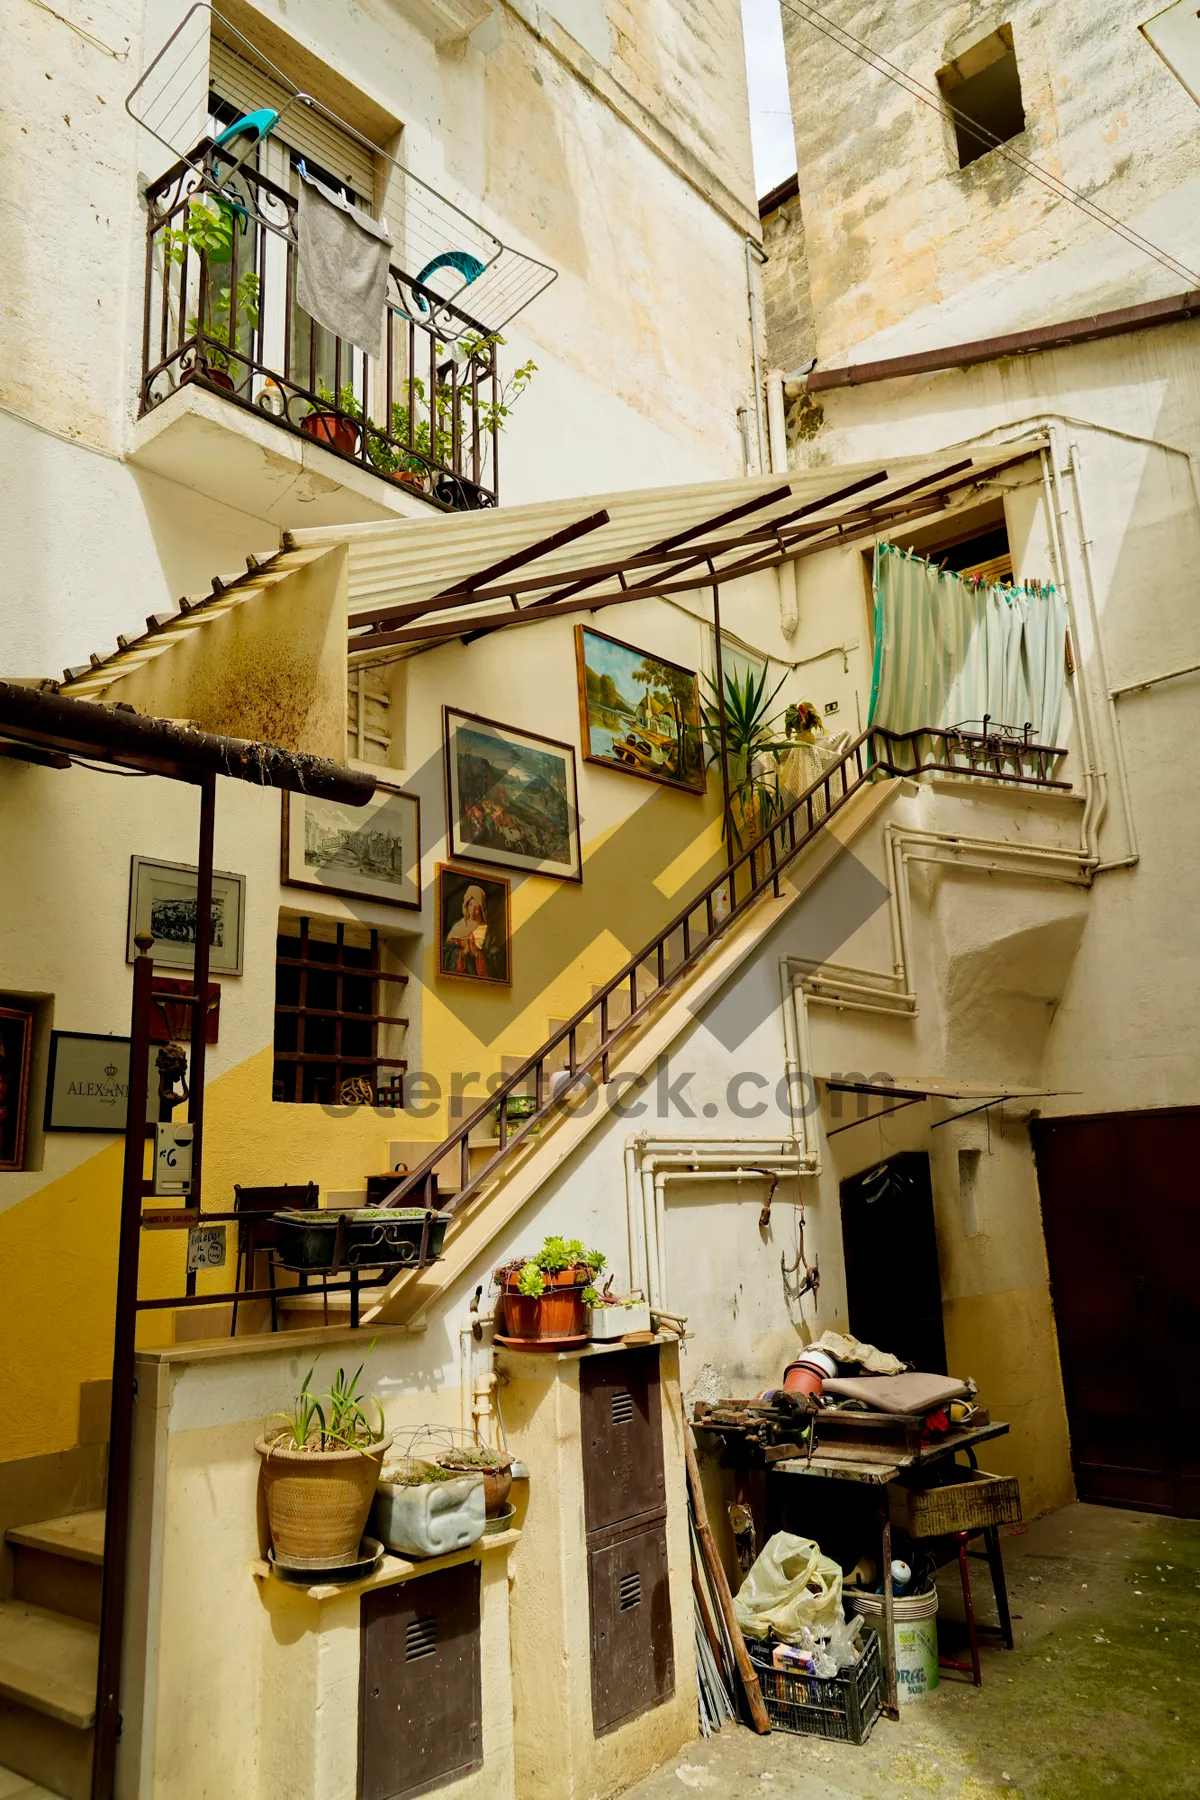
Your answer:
745,238 -> 768,474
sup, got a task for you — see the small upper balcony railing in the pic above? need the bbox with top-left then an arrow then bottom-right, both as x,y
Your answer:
140,146 -> 503,509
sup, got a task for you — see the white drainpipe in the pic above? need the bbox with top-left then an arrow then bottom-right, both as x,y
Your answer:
766,367 -> 789,474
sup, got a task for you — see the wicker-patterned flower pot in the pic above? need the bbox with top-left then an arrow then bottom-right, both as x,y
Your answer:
256,1434 -> 393,1563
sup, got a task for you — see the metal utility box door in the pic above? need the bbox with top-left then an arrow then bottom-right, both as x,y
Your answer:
579,1346 -> 665,1532
580,1347 -> 673,1735
358,1563 -> 482,1800
588,1518 -> 674,1734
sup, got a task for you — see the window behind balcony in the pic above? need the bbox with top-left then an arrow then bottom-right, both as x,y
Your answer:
273,915 -> 408,1106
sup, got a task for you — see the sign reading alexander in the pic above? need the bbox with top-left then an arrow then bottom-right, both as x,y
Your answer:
45,1032 -> 132,1133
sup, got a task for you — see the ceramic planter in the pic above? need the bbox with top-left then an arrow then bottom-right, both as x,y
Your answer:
501,1284 -> 587,1340
302,410 -> 361,456
436,1454 -> 514,1515
256,1433 -> 392,1563
273,1208 -> 447,1270
372,1473 -> 485,1557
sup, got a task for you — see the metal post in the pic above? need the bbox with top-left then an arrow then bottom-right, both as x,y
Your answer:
711,583 -> 735,873
91,935 -> 157,1800
185,774 -> 216,1296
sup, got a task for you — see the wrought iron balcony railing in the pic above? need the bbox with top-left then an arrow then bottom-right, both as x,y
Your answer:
140,146 -> 502,509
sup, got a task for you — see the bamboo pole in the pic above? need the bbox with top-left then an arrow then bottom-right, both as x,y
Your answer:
682,1404 -> 771,1734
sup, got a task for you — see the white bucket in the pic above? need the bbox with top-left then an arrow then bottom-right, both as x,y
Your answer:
847,1586 -> 939,1703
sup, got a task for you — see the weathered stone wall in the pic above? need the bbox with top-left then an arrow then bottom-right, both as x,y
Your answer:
760,189 -> 815,377
778,0 -> 1200,366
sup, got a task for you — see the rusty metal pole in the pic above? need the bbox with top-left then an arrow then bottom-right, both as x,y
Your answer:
91,935 -> 156,1800
184,773 -> 216,1296
710,581 -> 736,879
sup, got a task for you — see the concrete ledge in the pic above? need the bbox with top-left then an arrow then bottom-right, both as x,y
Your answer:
250,1527 -> 521,1602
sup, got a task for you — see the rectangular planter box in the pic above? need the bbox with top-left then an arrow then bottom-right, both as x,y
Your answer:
587,1301 -> 651,1341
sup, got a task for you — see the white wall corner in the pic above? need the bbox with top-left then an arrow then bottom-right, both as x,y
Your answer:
384,0 -> 497,50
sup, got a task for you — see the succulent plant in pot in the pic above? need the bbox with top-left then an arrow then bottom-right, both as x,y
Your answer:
255,1354 -> 392,1566
494,1237 -> 606,1343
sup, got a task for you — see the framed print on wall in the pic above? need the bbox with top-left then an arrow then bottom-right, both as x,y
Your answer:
44,1031 -> 131,1134
0,1004 -> 35,1169
282,780 -> 421,910
575,624 -> 705,794
436,865 -> 511,986
127,857 -> 246,976
444,707 -> 582,882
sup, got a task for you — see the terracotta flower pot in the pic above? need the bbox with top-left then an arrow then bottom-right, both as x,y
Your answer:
256,1433 -> 392,1563
181,365 -> 236,392
302,410 -> 361,456
501,1286 -> 586,1340
781,1361 -> 824,1399
436,1454 -> 514,1515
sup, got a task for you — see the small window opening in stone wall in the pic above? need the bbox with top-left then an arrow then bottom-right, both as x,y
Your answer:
937,24 -> 1025,169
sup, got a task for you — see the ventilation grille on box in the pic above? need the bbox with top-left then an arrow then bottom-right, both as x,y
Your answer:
611,1388 -> 634,1425
619,1571 -> 642,1611
405,1616 -> 437,1661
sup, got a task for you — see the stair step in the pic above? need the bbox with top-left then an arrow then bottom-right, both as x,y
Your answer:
0,1604 -> 97,1730
6,1516 -> 104,1569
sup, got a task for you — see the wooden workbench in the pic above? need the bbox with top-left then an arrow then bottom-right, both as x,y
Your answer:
771,1422 -> 1010,1717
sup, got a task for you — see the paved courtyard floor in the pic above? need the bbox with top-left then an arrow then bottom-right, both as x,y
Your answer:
621,1502 -> 1200,1800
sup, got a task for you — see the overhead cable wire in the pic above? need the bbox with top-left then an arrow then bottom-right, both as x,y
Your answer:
778,0 -> 1200,289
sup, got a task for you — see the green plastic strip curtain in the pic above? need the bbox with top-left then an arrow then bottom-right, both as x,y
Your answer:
868,543 -> 1067,757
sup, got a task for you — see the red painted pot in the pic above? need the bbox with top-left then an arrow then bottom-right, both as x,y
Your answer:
782,1360 -> 825,1398
181,365 -> 236,392
501,1286 -> 587,1340
303,410 -> 361,456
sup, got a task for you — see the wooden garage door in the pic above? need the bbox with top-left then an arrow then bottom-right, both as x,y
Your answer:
359,1563 -> 482,1800
1032,1107 -> 1200,1517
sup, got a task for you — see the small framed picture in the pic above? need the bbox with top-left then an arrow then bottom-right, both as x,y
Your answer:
44,1032 -> 132,1134
436,865 -> 511,986
282,779 -> 421,910
127,857 -> 246,976
0,1004 -> 35,1170
444,706 -> 582,882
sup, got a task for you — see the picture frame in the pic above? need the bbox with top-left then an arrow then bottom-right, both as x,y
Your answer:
127,857 -> 246,976
444,706 -> 582,882
575,624 -> 706,794
436,865 -> 512,986
44,1031 -> 132,1134
281,779 -> 421,910
0,1003 -> 35,1170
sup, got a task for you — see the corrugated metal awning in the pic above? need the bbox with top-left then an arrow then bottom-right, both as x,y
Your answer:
284,437 -> 1046,658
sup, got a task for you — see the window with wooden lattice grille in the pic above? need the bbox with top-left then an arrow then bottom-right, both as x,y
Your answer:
272,915 -> 407,1105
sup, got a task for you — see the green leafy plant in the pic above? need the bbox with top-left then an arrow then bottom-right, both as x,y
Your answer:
515,1260 -> 545,1297
162,195 -> 260,375
785,700 -> 823,739
700,663 -> 792,849
533,1237 -> 606,1276
268,1342 -> 384,1451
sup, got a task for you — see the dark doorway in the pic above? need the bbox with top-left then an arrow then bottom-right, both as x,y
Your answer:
839,1152 -> 947,1372
1032,1107 -> 1200,1517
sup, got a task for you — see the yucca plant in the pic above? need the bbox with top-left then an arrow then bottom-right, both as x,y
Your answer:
700,664 -> 792,849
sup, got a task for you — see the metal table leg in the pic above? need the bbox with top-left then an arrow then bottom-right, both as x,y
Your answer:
983,1525 -> 1015,1649
938,1530 -> 982,1686
879,1493 -> 899,1718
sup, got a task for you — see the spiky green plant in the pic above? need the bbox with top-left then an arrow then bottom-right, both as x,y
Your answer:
700,663 -> 792,849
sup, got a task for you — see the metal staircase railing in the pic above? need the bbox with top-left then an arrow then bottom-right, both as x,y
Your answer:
381,725 -> 1068,1220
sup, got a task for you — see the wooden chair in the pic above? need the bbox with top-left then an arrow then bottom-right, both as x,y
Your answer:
230,1182 -> 318,1335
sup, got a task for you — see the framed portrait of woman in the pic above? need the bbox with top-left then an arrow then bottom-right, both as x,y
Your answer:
436,865 -> 511,986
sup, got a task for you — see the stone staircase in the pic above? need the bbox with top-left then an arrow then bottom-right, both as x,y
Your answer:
0,1512 -> 103,1800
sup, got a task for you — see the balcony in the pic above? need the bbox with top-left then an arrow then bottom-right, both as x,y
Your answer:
136,147 -> 503,517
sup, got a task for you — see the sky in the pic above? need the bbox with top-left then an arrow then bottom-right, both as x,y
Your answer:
741,0 -> 797,197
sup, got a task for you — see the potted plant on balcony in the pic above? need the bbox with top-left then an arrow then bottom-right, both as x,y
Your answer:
494,1236 -> 605,1347
303,381 -> 363,458
255,1355 -> 391,1566
161,194 -> 260,392
584,1280 -> 652,1342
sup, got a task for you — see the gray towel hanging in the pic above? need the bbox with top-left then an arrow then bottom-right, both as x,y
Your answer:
295,171 -> 395,363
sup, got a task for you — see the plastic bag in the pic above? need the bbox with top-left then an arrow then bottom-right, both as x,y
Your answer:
732,1532 -> 844,1643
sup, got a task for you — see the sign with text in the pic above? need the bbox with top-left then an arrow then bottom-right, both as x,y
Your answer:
186,1224 -> 227,1272
44,1033 -> 131,1133
153,1121 -> 194,1196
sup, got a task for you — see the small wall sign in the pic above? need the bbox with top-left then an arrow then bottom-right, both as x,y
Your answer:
44,1033 -> 131,1133
186,1224 -> 227,1272
153,1121 -> 195,1196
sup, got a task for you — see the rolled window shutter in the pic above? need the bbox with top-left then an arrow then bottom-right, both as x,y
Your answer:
208,37 -> 376,202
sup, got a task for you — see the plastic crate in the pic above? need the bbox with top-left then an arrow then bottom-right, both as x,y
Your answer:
748,1625 -> 883,1744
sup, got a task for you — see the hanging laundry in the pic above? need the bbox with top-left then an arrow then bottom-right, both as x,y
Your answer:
295,171 -> 394,362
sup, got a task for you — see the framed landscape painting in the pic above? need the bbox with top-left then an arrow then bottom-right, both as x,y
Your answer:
444,707 -> 582,881
436,865 -> 511,985
575,625 -> 705,794
282,780 -> 421,910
